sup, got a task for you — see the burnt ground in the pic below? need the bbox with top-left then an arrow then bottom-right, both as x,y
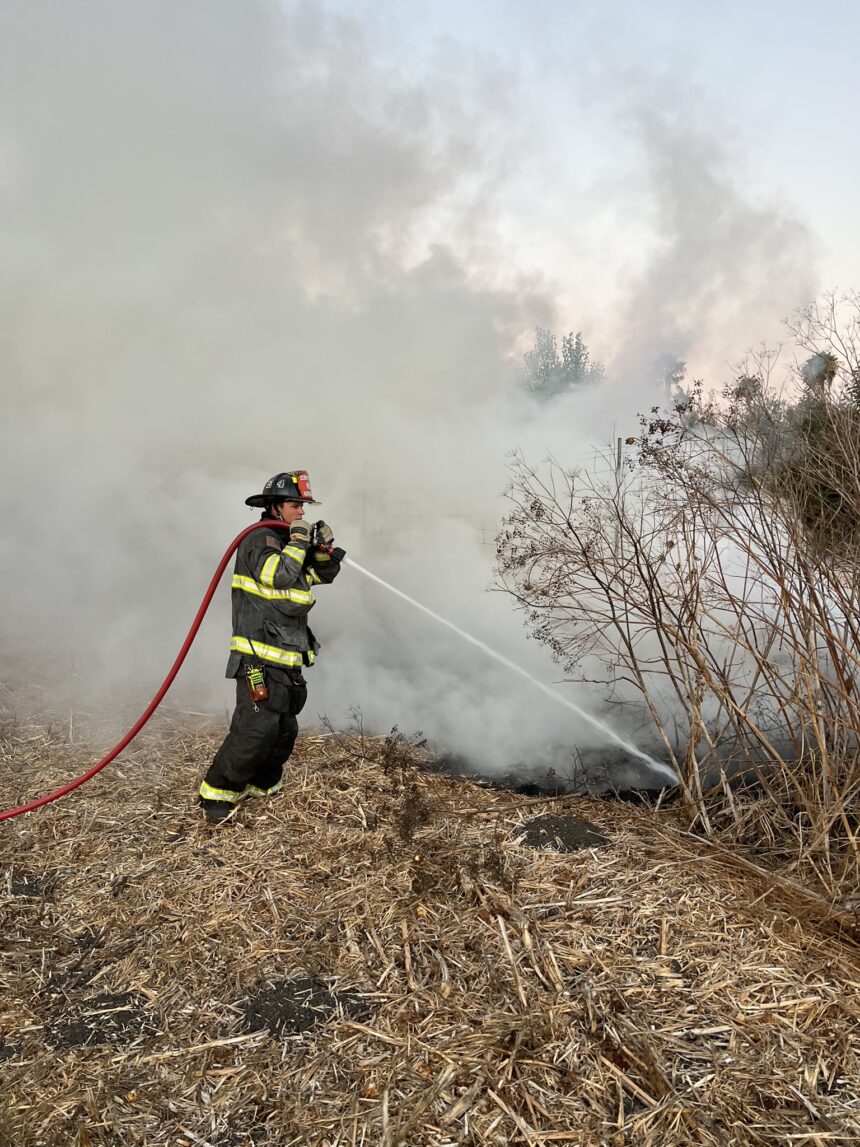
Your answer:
47,991 -> 154,1051
242,976 -> 372,1038
517,814 -> 610,851
427,746 -> 671,798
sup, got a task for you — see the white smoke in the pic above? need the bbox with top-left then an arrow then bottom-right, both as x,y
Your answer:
0,1 -> 816,784
611,89 -> 818,386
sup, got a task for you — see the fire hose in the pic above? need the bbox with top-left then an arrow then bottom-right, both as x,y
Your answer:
0,521 -> 336,823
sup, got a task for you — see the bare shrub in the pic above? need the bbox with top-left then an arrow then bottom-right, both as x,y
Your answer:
496,304 -> 860,901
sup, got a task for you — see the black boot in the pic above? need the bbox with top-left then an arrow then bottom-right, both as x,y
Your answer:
199,799 -> 238,825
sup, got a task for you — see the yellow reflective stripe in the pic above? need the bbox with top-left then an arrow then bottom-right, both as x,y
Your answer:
315,552 -> 331,562
232,575 -> 315,605
260,546 -> 306,587
199,782 -> 244,803
260,553 -> 280,587
230,636 -> 314,667
245,781 -> 283,798
308,568 -> 322,585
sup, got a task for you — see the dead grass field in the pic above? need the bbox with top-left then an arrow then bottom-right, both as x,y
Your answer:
1,713 -> 858,1146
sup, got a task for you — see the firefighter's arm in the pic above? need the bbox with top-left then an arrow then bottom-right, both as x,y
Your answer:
249,529 -> 309,591
308,548 -> 342,585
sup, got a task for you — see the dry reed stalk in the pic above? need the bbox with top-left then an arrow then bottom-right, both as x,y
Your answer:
0,715 -> 858,1146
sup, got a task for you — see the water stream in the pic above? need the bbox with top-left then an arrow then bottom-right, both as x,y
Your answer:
344,557 -> 678,786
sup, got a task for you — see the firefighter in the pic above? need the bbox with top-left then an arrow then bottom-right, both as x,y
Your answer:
198,470 -> 342,824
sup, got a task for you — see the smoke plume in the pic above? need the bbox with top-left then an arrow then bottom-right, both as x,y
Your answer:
0,1 -> 816,786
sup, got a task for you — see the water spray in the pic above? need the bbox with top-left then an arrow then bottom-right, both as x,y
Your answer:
340,556 -> 677,785
0,523 -> 675,822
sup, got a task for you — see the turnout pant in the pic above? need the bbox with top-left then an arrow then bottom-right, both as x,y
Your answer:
199,667 -> 307,805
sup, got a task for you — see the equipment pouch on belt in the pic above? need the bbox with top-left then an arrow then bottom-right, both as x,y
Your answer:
244,650 -> 269,704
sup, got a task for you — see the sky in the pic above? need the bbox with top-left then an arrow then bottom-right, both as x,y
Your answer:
330,0 -> 859,354
0,0 -> 857,786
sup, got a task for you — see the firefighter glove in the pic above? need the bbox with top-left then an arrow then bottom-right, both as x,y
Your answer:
314,521 -> 335,548
289,520 -> 313,545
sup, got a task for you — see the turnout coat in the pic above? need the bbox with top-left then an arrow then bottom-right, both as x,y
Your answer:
225,517 -> 341,678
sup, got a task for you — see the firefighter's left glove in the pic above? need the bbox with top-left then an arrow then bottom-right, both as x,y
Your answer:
314,521 -> 335,548
289,520 -> 313,546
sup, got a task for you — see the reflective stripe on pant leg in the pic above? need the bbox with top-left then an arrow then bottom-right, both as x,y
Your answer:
245,780 -> 284,798
199,781 -> 245,803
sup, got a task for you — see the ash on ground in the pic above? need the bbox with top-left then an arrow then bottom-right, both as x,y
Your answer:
516,814 -> 610,852
241,977 -> 371,1039
47,991 -> 154,1050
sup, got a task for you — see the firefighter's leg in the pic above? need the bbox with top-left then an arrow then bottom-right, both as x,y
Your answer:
199,681 -> 282,817
246,671 -> 307,797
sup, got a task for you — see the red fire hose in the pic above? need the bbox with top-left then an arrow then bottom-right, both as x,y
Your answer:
0,520 -> 307,823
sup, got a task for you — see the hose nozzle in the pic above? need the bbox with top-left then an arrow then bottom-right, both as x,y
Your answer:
311,522 -> 346,562
322,544 -> 346,562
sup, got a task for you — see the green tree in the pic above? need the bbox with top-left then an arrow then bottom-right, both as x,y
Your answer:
523,327 -> 604,400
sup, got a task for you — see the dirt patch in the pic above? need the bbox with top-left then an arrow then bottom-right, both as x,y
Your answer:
0,1038 -> 20,1062
241,976 -> 371,1038
47,991 -> 154,1050
517,814 -> 610,851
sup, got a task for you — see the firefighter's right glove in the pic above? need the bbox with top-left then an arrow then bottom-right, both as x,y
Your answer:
289,520 -> 313,546
314,521 -> 335,548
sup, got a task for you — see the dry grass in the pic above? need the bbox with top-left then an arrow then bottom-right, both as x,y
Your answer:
1,713 -> 859,1146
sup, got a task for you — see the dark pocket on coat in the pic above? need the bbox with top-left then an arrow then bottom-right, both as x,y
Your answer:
264,618 -> 304,649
